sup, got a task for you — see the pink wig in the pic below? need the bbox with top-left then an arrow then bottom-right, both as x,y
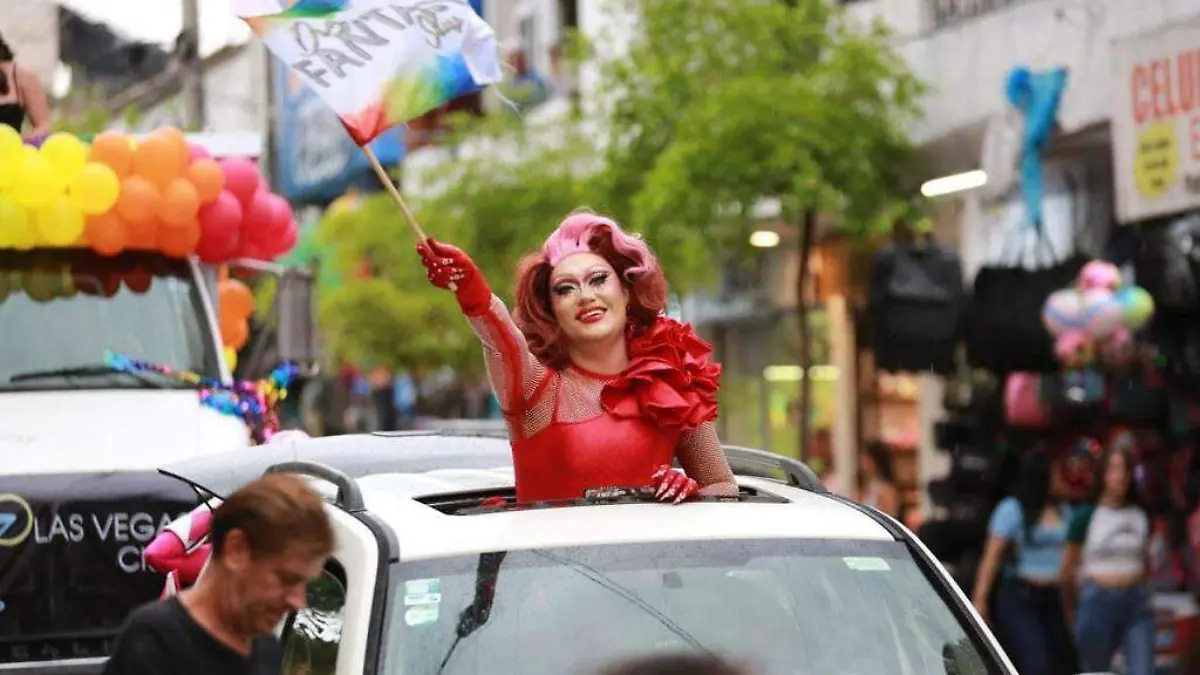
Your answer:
515,210 -> 667,368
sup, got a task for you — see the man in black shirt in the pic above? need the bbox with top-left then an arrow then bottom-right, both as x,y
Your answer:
103,474 -> 335,675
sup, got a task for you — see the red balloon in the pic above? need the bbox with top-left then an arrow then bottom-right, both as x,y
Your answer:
271,220 -> 298,257
187,143 -> 211,162
237,239 -> 270,261
267,194 -> 293,235
241,189 -> 279,247
218,158 -> 262,205
196,191 -> 243,263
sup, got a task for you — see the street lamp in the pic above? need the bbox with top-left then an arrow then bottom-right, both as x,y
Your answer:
750,230 -> 780,248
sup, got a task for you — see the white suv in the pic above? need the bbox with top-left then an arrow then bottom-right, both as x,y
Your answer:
159,430 -> 1018,675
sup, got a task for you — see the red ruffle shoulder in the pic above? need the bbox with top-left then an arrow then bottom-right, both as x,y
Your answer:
599,316 -> 722,433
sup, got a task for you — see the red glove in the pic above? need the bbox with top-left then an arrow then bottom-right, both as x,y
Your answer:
417,238 -> 493,316
652,464 -> 699,505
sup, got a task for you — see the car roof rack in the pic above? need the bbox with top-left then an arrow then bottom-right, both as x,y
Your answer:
722,446 -> 827,493
265,460 -> 366,512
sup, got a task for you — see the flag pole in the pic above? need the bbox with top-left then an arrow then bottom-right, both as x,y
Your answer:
362,146 -> 428,242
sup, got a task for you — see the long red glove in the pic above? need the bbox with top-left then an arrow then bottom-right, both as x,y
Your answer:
652,464 -> 699,505
417,238 -> 493,316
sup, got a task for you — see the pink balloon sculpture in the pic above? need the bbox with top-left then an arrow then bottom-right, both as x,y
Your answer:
1055,330 -> 1095,369
1078,260 -> 1122,292
1080,288 -> 1124,339
1098,325 -> 1135,366
1043,288 -> 1086,336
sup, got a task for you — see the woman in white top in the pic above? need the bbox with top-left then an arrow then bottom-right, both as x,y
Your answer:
1059,441 -> 1154,675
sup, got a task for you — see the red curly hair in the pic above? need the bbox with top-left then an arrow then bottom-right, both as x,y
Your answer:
514,211 -> 667,369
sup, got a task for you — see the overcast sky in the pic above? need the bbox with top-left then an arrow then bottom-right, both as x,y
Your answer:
58,0 -> 253,57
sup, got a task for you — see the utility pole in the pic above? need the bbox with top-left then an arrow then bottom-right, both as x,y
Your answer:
180,0 -> 206,130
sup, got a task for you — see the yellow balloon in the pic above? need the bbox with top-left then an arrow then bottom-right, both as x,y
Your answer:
68,162 -> 121,215
33,195 -> 85,247
0,126 -> 20,161
13,154 -> 63,210
224,346 -> 239,372
40,133 -> 89,182
0,126 -> 21,191
0,196 -> 34,249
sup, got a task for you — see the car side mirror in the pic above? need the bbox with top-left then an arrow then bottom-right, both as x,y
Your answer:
275,267 -> 317,366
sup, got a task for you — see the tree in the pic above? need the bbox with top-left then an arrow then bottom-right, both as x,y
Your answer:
595,0 -> 925,459
317,113 -> 601,374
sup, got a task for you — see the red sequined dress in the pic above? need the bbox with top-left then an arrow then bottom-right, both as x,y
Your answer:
465,295 -> 737,502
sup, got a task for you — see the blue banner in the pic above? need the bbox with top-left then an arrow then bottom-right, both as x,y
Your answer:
271,60 -> 406,205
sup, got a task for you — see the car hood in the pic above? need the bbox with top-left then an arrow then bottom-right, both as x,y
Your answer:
0,390 -> 250,475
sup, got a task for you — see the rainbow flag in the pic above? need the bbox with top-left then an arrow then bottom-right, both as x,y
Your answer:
235,0 -> 502,145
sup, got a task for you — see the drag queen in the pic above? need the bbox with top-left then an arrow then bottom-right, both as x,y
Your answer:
418,209 -> 738,504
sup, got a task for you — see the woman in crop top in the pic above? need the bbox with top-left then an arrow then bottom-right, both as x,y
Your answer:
1060,442 -> 1153,675
0,33 -> 51,138
971,450 -> 1077,675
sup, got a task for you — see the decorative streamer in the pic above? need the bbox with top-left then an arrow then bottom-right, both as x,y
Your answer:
103,351 -> 298,442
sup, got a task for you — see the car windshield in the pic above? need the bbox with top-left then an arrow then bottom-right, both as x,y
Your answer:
382,538 -> 998,675
0,249 -> 219,390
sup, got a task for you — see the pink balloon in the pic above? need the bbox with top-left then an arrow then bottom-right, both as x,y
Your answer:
196,191 -> 244,263
269,220 -> 298,257
1077,260 -> 1121,292
187,143 -> 212,162
1055,330 -> 1094,369
219,158 -> 262,205
241,189 -> 277,246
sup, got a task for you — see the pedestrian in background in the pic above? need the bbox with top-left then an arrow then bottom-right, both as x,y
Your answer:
0,31 -> 50,138
1060,440 -> 1155,675
102,474 -> 334,675
971,450 -> 1077,675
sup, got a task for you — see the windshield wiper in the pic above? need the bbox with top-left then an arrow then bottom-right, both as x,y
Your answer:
532,549 -> 712,655
7,364 -> 177,388
437,551 -> 507,675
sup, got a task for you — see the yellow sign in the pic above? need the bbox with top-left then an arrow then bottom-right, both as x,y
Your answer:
0,494 -> 33,548
1132,120 -> 1179,200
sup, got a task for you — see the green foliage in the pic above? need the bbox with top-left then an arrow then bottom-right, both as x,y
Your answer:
53,86 -> 141,136
316,114 -> 597,372
596,0 -> 926,249
320,0 -> 925,371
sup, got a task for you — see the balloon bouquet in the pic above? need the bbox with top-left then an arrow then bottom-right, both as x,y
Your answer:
0,125 -> 296,265
1042,260 -> 1156,370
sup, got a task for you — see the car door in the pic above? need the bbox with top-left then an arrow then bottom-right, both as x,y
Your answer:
279,507 -> 380,675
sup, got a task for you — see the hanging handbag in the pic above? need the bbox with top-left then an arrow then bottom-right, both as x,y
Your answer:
1040,369 -> 1106,424
967,221 -> 1086,374
1004,372 -> 1053,428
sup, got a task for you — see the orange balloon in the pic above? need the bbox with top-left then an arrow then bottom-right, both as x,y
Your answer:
220,315 -> 249,350
217,264 -> 229,282
124,269 -> 152,294
158,178 -> 200,226
154,128 -> 189,175
157,218 -> 201,258
116,176 -> 160,226
89,132 -> 135,177
124,214 -> 158,250
218,279 -> 254,318
85,211 -> 127,256
186,159 -> 225,204
132,135 -> 185,186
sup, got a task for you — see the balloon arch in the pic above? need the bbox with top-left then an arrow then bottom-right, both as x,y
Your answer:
0,126 -> 296,262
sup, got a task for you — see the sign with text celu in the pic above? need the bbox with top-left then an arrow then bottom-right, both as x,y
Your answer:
1112,19 -> 1200,224
0,472 -> 199,663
